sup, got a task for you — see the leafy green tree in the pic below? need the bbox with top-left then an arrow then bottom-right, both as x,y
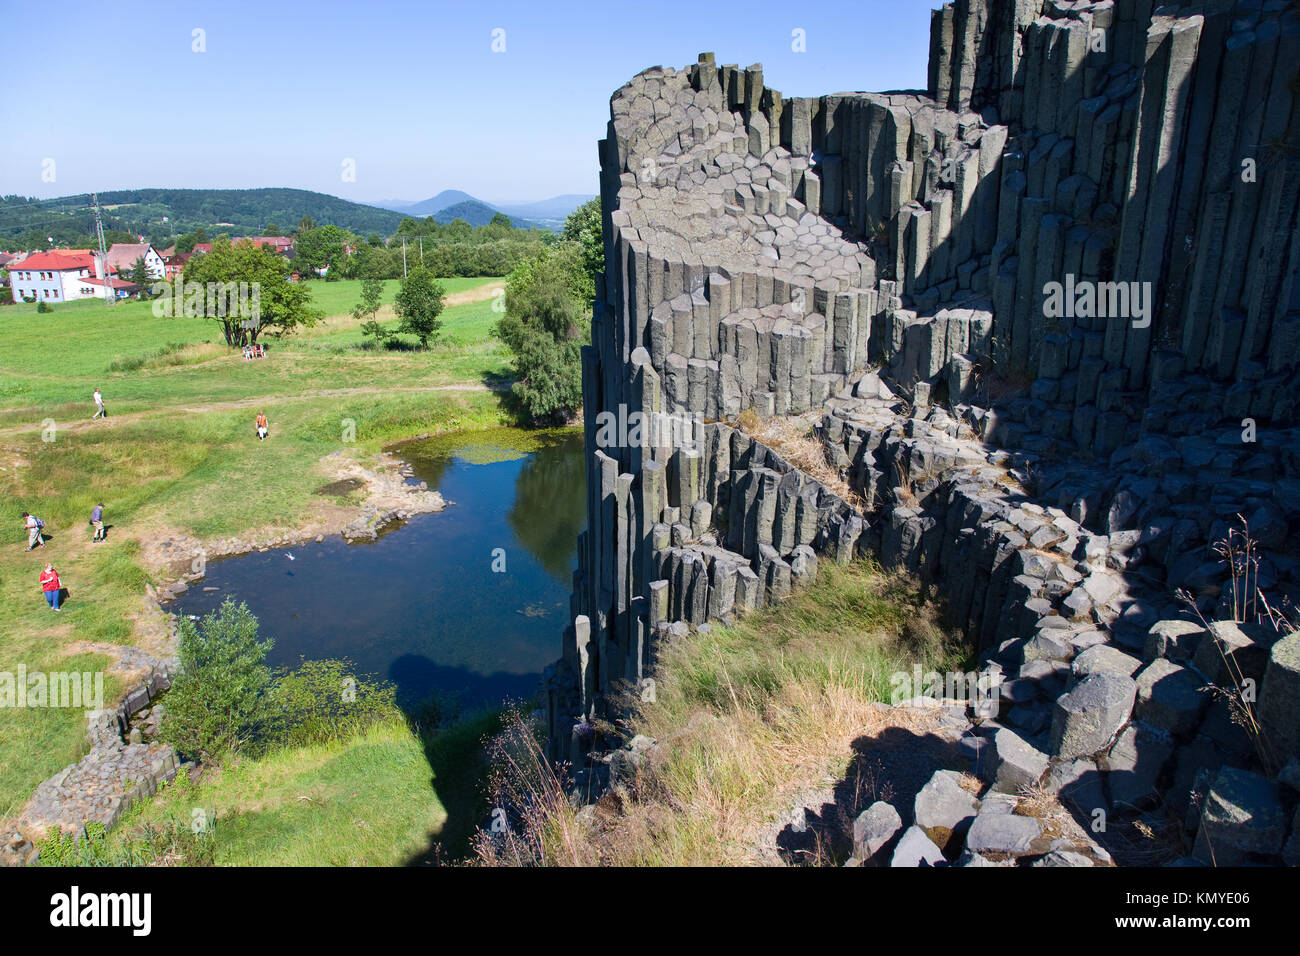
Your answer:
497,243 -> 591,421
489,212 -> 512,227
352,276 -> 390,346
181,238 -> 322,346
562,197 -> 603,284
392,266 -> 446,348
263,221 -> 282,236
161,598 -> 280,762
127,255 -> 152,291
296,214 -> 316,233
291,223 -> 352,279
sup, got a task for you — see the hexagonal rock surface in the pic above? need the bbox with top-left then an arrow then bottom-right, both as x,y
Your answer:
1193,767 -> 1288,865
1072,643 -> 1143,679
1144,620 -> 1205,661
913,769 -> 980,851
989,728 -> 1049,793
1133,659 -> 1209,735
1050,672 -> 1137,760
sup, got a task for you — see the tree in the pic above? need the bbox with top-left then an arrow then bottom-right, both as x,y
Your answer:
127,255 -> 152,291
291,223 -> 351,279
489,212 -> 512,228
562,197 -> 603,285
496,243 -> 590,421
352,276 -> 390,347
263,221 -> 283,236
181,238 -> 322,346
296,214 -> 316,233
161,598 -> 279,762
392,266 -> 445,348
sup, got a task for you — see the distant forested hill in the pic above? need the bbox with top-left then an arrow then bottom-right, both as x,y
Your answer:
0,188 -> 407,249
431,200 -> 537,229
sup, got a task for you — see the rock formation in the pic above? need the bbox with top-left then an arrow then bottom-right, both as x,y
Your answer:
545,0 -> 1300,865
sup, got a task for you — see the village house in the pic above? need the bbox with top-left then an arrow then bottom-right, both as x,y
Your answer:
7,250 -> 110,302
105,242 -> 165,280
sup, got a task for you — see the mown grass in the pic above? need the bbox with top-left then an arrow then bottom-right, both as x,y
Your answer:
0,275 -> 514,818
475,560 -> 971,867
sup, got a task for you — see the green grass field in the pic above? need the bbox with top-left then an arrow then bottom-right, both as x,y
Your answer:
0,276 -> 515,824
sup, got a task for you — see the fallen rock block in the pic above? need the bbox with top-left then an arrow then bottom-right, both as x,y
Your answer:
914,770 -> 980,852
853,801 -> 902,863
1050,672 -> 1136,759
891,825 -> 946,867
1134,658 -> 1208,735
990,727 -> 1049,792
1193,767 -> 1287,866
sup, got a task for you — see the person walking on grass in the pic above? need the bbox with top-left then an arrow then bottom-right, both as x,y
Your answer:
90,502 -> 105,542
22,511 -> 44,551
255,411 -> 269,441
92,387 -> 106,420
40,564 -> 62,611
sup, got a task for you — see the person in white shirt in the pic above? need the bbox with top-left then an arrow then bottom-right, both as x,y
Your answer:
92,388 -> 106,420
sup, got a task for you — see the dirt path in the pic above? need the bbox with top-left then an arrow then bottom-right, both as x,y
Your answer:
443,282 -> 505,306
0,382 -> 509,439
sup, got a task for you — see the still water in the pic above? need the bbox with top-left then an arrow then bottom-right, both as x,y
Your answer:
172,429 -> 585,711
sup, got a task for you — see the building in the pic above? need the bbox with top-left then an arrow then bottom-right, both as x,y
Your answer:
163,252 -> 191,279
7,250 -> 112,303
105,242 -> 165,280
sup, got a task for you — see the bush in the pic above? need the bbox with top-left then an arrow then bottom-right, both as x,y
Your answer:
276,658 -> 402,747
496,243 -> 590,422
161,598 -> 280,762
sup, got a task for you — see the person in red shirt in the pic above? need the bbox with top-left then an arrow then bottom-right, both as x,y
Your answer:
40,564 -> 62,611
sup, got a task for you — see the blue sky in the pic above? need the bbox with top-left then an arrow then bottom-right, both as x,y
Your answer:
0,0 -> 935,204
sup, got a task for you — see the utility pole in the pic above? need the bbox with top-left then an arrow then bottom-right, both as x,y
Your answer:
402,237 -> 407,277
92,193 -> 113,306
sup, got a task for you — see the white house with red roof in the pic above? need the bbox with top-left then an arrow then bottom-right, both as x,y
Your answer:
7,250 -> 113,302
105,242 -> 165,280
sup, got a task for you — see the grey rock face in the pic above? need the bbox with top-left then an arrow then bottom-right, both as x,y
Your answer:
913,769 -> 980,850
990,727 -> 1049,792
1050,672 -> 1137,759
965,812 -> 1045,858
853,800 -> 902,862
891,825 -> 947,867
1193,767 -> 1287,865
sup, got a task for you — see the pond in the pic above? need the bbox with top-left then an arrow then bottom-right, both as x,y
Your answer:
171,428 -> 585,713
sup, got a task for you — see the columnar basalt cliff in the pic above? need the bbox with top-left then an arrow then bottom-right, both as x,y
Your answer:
545,0 -> 1300,865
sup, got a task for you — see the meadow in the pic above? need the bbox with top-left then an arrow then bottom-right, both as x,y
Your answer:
0,276 -> 513,834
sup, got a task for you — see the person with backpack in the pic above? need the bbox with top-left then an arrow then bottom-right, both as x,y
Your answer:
40,564 -> 62,611
22,511 -> 44,551
92,388 -> 107,420
90,502 -> 105,542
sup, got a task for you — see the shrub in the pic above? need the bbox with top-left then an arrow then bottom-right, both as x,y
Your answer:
161,597 -> 279,762
276,658 -> 402,747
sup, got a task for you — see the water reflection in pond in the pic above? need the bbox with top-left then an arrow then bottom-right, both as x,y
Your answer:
172,429 -> 585,712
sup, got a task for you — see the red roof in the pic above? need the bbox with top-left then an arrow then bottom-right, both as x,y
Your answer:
81,275 -> 138,289
11,250 -> 97,271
